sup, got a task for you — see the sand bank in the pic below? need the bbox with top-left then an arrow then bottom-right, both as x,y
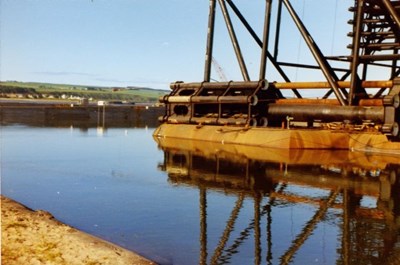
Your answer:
1,195 -> 156,264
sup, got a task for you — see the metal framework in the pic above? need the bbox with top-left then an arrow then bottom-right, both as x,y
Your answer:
160,0 -> 400,140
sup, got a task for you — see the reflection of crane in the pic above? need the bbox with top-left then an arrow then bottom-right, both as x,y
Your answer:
212,57 -> 228,82
157,141 -> 400,265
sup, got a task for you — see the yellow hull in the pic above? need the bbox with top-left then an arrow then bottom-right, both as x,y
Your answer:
153,123 -> 400,156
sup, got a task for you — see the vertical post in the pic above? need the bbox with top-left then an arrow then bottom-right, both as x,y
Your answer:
102,104 -> 106,127
199,188 -> 208,265
392,49 -> 398,79
218,0 -> 250,81
204,0 -> 217,82
342,189 -> 350,265
274,0 -> 283,60
266,204 -> 273,264
349,0 -> 364,105
97,105 -> 100,125
259,0 -> 273,80
254,193 -> 262,265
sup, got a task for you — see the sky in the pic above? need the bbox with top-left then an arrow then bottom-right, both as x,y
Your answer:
1,0 -> 353,91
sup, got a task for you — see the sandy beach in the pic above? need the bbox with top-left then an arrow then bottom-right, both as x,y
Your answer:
1,195 -> 156,265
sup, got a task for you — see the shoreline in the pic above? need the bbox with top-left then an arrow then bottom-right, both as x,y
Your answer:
1,195 -> 156,265
0,98 -> 164,128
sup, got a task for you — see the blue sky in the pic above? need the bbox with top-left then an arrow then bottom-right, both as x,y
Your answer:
1,0 -> 352,91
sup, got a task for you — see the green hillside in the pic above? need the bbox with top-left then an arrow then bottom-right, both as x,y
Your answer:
0,81 -> 168,103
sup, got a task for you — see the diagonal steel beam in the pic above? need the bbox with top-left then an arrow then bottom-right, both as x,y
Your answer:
210,195 -> 245,265
226,0 -> 295,98
382,0 -> 400,33
218,0 -> 250,81
281,0 -> 348,105
280,190 -> 339,265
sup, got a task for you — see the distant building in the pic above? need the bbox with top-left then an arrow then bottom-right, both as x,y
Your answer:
112,87 -> 125,92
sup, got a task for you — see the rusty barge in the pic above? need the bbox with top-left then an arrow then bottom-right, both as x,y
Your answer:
154,0 -> 400,155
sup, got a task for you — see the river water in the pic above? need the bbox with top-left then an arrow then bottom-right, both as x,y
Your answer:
1,123 -> 400,265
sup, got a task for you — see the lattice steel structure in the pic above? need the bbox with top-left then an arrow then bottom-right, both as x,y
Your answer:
159,0 -> 400,140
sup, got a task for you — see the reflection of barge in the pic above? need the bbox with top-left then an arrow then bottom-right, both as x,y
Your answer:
155,136 -> 400,197
155,137 -> 400,265
154,1 -> 400,154
0,100 -> 164,127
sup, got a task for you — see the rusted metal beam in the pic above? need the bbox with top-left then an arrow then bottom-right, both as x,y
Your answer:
382,0 -> 400,33
349,0 -> 364,106
275,98 -> 341,105
170,80 -> 265,90
204,0 -> 217,82
272,80 -> 393,89
170,80 -> 393,91
267,104 -> 385,123
162,95 -> 258,105
275,98 -> 386,107
274,0 -> 283,60
259,0 -> 273,80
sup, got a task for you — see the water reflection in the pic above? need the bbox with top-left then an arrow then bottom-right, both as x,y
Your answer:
0,104 -> 163,128
155,137 -> 400,265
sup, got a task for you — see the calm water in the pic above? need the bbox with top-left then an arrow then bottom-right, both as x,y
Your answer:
1,125 -> 400,265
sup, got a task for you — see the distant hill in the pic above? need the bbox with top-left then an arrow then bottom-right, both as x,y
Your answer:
0,81 -> 168,103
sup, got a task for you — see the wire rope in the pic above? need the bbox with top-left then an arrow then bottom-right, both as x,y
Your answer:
330,0 -> 339,55
294,0 -> 306,82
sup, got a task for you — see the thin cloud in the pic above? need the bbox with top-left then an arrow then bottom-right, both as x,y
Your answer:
32,71 -> 97,77
94,78 -> 127,84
